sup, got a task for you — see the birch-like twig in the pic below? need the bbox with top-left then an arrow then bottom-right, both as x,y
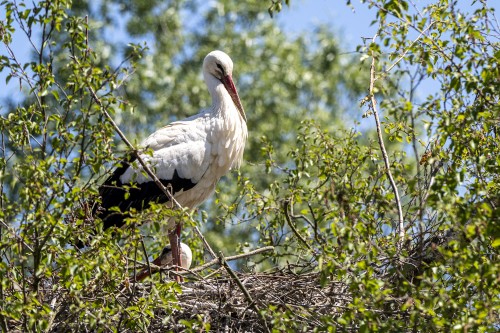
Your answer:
368,34 -> 405,250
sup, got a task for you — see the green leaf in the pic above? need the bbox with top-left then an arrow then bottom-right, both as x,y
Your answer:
492,238 -> 500,248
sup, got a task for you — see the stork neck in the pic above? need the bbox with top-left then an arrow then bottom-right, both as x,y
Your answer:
204,73 -> 233,116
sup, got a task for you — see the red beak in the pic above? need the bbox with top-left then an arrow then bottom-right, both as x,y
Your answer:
151,256 -> 168,267
221,74 -> 246,122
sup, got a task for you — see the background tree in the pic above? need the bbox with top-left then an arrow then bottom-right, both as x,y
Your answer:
0,0 -> 498,332
39,0 -> 372,257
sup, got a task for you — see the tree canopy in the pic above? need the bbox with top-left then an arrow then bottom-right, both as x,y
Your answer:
0,0 -> 498,331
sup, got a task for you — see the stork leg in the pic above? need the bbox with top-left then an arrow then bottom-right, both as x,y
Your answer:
168,223 -> 183,282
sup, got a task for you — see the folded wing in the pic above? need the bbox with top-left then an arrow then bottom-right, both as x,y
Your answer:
97,119 -> 211,229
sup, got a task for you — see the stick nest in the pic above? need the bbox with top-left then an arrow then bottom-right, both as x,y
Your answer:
142,267 -> 350,332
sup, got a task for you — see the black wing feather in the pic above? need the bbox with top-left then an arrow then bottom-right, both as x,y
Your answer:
96,156 -> 196,230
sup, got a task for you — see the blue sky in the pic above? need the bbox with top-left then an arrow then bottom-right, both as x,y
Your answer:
1,1 -> 376,104
278,0 -> 500,53
278,0 -> 377,46
1,1 -> 499,105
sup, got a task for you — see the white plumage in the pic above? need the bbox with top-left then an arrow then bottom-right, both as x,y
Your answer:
94,50 -> 247,280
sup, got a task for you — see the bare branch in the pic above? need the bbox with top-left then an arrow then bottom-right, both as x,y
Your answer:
192,225 -> 217,259
283,199 -> 315,252
381,21 -> 435,76
368,34 -> 405,250
86,84 -> 182,211
188,246 -> 275,273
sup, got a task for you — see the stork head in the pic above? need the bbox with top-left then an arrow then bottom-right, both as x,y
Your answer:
203,50 -> 246,122
204,50 -> 234,79
152,242 -> 193,269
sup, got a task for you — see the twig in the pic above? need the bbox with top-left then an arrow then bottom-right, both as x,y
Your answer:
381,21 -> 435,76
201,266 -> 224,279
188,246 -> 275,273
413,163 -> 441,223
192,224 -> 274,271
218,251 -> 272,333
193,225 -> 217,259
192,226 -> 272,330
0,220 -> 34,253
368,34 -> 405,250
283,199 -> 314,252
139,238 -> 152,283
111,292 -> 147,333
86,83 -> 183,211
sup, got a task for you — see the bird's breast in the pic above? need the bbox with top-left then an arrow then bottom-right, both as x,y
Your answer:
207,110 -> 247,175
173,113 -> 246,209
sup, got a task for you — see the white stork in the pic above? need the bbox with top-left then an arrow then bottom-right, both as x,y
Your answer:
133,242 -> 193,282
94,50 -> 247,281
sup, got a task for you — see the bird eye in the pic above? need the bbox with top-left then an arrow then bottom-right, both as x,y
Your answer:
216,63 -> 224,74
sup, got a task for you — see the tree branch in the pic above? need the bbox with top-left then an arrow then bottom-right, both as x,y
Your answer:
131,245 -> 274,279
283,199 -> 314,252
86,84 -> 182,211
368,36 -> 405,250
188,246 -> 275,273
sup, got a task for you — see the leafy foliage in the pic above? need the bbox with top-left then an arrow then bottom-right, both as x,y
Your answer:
0,0 -> 499,332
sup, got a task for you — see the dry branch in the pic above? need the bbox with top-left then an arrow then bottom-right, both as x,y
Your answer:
149,270 -> 351,333
134,246 -> 275,277
87,84 -> 182,211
